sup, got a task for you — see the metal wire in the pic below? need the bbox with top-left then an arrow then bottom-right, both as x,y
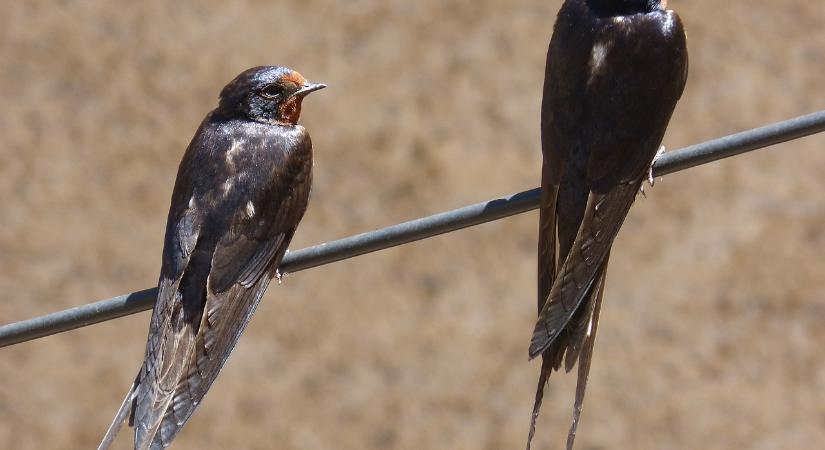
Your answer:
3,109 -> 825,348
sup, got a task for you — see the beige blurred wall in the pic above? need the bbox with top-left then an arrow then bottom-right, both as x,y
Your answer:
1,1 -> 823,449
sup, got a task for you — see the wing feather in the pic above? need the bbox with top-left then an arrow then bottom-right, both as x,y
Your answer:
210,233 -> 286,292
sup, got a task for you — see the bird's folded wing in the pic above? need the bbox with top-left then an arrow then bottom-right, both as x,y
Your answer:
563,255 -> 607,372
143,228 -> 295,450
129,203 -> 204,448
529,182 -> 638,358
133,275 -> 203,448
210,233 -> 286,292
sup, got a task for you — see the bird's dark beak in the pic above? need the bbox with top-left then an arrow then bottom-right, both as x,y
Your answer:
293,82 -> 327,97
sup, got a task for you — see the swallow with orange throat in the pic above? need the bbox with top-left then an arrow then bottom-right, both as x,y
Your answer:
98,66 -> 325,450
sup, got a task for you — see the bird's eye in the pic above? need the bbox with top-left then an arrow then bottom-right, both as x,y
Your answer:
260,85 -> 283,99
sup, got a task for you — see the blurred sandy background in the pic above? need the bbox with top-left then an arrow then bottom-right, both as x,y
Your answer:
1,1 -> 824,449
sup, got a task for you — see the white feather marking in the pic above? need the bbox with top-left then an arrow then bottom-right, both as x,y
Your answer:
245,200 -> 255,218
221,178 -> 234,194
662,11 -> 675,34
588,41 -> 610,85
225,139 -> 244,172
226,140 -> 243,161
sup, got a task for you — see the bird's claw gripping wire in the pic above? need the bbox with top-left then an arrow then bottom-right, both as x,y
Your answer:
275,250 -> 290,285
640,146 -> 666,198
649,145 -> 666,186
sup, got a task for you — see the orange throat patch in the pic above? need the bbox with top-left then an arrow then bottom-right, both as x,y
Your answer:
278,97 -> 303,125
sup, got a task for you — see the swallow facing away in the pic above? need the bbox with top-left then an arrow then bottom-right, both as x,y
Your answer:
98,66 -> 325,450
526,1 -> 687,448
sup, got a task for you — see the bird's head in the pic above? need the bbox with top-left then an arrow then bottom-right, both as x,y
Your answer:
218,66 -> 326,125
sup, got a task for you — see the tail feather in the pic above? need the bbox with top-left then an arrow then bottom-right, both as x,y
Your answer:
98,374 -> 140,450
528,167 -> 563,450
565,270 -> 606,450
526,358 -> 552,450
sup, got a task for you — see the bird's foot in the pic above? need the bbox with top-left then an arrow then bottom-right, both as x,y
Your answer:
648,145 -> 666,186
275,249 -> 290,285
640,145 -> 666,199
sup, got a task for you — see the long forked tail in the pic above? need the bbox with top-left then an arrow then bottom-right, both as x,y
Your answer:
98,374 -> 139,450
526,262 -> 607,450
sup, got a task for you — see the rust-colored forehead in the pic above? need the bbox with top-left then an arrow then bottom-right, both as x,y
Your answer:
281,71 -> 306,86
